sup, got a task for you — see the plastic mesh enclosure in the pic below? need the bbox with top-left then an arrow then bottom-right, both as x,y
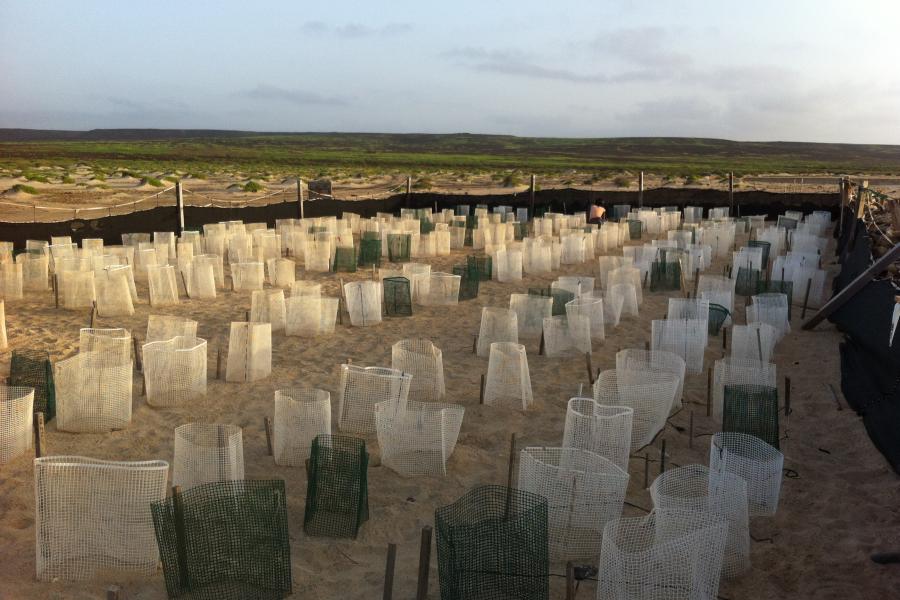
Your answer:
483,342 -> 533,410
603,289 -> 624,328
10,349 -> 55,420
79,327 -> 131,365
494,249 -> 523,282
250,289 -> 286,332
598,510 -> 728,600
748,240 -> 771,265
723,384 -> 780,450
708,303 -> 730,335
477,307 -> 519,358
510,293 -> 552,338
58,270 -> 95,309
35,456 -> 168,581
387,233 -> 411,262
392,339 -> 446,402
451,264 -> 480,301
466,255 -> 493,280
285,296 -> 325,336
565,296 -> 605,342
730,323 -> 778,363
358,236 -> 382,267
304,435 -> 369,538
332,246 -> 357,272
747,293 -> 790,340
627,219 -> 643,239
421,273 -> 461,306
225,322 -> 272,382
734,267 -> 762,297
649,464 -> 750,579
383,277 -> 413,317
518,447 -> 628,562
608,266 -> 643,305
273,387 -> 331,467
651,318 -> 708,374
712,358 -> 777,421
338,364 -> 412,434
562,398 -> 633,472
148,265 -> 180,307
19,254 -> 49,291
143,337 -> 207,407
542,315 -> 592,357
593,369 -> 678,451
436,484 -> 549,600
268,258 -> 296,289
55,352 -> 132,432
615,349 -> 686,412
231,262 -> 264,291
151,480 -> 291,600
608,283 -> 639,319
710,432 -> 783,516
344,280 -> 383,326
0,262 -> 23,300
95,268 -> 135,316
173,423 -> 244,491
0,386 -> 34,464
147,315 -> 198,342
375,400 -> 464,476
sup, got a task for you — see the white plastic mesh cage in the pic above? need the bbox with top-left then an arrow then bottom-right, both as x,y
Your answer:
147,264 -> 179,307
608,266 -> 642,305
730,323 -> 778,363
483,342 -> 533,409
650,464 -> 750,579
143,336 -> 207,407
712,357 -> 777,421
55,352 -> 133,432
34,456 -> 168,581
603,289 -> 624,328
231,261 -> 265,291
250,289 -> 286,332
290,280 -> 322,297
184,260 -> 217,299
273,387 -> 331,467
19,254 -> 49,291
147,315 -> 198,342
710,432 -> 784,517
95,269 -> 135,316
518,446 -> 629,562
747,293 -> 790,340
0,262 -> 23,300
58,270 -> 95,309
565,296 -> 605,342
562,398 -> 633,472
597,256 -> 631,289
616,349 -> 686,413
0,386 -> 34,464
593,369 -> 678,451
173,423 -> 245,491
269,258 -> 296,288
651,318 -> 708,375
608,283 -> 639,319
285,295 -> 325,336
79,327 -> 131,365
667,298 -> 710,322
338,364 -> 411,434
477,307 -> 519,358
543,315 -> 592,357
510,293 -> 552,338
375,400 -> 464,476
494,249 -> 523,282
392,338 -> 446,402
344,280 -> 383,326
598,510 -> 728,600
225,322 -> 271,382
421,272 -> 460,306
195,253 -> 225,289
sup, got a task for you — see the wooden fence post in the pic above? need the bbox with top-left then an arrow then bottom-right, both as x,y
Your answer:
416,526 -> 433,600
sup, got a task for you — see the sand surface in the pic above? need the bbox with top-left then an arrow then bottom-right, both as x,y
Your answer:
0,231 -> 899,599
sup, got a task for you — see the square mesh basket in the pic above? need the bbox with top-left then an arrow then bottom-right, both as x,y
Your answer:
304,435 -> 369,538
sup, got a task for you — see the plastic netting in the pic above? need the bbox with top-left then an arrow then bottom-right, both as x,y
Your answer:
722,384 -> 780,450
565,296 -> 605,342
19,254 -> 49,291
387,233 -> 412,262
251,289 -> 286,332
383,276 -> 413,317
173,423 -> 245,491
698,275 -> 736,314
712,358 -> 777,422
510,293 -> 552,338
747,293 -> 790,340
615,349 -> 686,412
603,289 -> 625,328
55,352 -> 132,432
9,348 -> 55,420
748,240 -> 771,266
477,307 -> 519,358
608,266 -> 643,305
494,249 -> 523,282
627,219 -> 643,239
649,252 -> 682,292
290,280 -> 322,298
273,387 -> 331,467
143,337 -> 207,407
332,246 -> 358,272
95,269 -> 135,316
649,464 -> 750,579
734,267 -> 762,297
392,338 -> 446,402
147,315 -> 198,342
730,323 -> 778,363
451,264 -> 480,301
598,510 -> 727,600
148,265 -> 180,307
483,342 -> 533,410
358,235 -> 382,267
304,434 -> 369,538
710,432 -> 783,517
375,400 -> 465,476
0,386 -> 34,464
518,446 -> 628,562
35,456 -> 168,581
608,283 -> 639,319
436,484 -> 549,600
562,398 -> 633,472
593,369 -> 678,451
651,318 -> 708,374
402,263 -> 431,304
285,296 -> 330,336
151,479 -> 291,600
756,279 -> 794,314
708,303 -> 730,335
421,273 -> 461,306
0,262 -> 23,300
58,270 -> 95,309
338,364 -> 411,434
231,262 -> 265,291
79,327 -> 132,365
267,258 -> 296,289
466,255 -> 493,281
542,315 -> 592,357
344,280 -> 383,326
225,322 -> 272,382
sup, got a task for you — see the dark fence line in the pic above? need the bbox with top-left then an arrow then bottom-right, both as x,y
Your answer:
0,187 -> 839,248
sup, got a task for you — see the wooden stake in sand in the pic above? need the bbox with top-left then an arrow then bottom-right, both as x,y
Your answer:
53,274 -> 59,309
643,452 -> 649,488
504,433 -> 517,519
689,411 -> 694,449
756,327 -> 764,362
801,277 -> 813,320
215,345 -> 222,380
722,326 -> 728,350
106,586 -> 121,600
693,268 -> 700,298
33,412 -> 45,458
181,271 -> 189,298
141,373 -> 147,397
479,374 -> 485,404
538,330 -> 545,356
472,335 -> 477,354
785,376 -> 792,416
133,336 -> 143,372
264,417 -> 274,456
89,301 -> 96,328
660,439 -> 667,474
382,543 -> 397,600
566,561 -> 576,600
706,367 -> 713,417
416,526 -> 432,600
585,352 -> 595,385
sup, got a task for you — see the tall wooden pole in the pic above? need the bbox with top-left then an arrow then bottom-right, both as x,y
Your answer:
728,171 -> 734,216
530,174 -> 536,219
638,171 -> 644,208
406,176 -> 412,209
297,178 -> 305,220
175,181 -> 185,236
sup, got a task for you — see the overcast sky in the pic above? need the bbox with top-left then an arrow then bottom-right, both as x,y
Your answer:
2,0 -> 899,143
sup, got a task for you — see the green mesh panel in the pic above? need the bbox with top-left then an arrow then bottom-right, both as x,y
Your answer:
358,237 -> 382,267
464,228 -> 474,247
748,240 -> 771,266
415,208 -> 431,219
10,349 -> 55,420
757,279 -> 794,319
776,216 -> 798,230
526,286 -> 570,316
723,384 -> 780,449
465,215 -> 478,229
304,435 -> 369,538
513,222 -> 527,240
308,226 -> 327,234
151,480 -> 291,600
420,219 -> 435,234
332,246 -> 357,273
627,219 -> 642,240
455,205 -> 469,217
735,267 -> 762,296
452,265 -> 479,301
436,485 -> 549,600
384,277 -> 413,317
708,303 -> 729,335
650,254 -> 682,292
466,256 -> 492,281
387,234 -> 411,263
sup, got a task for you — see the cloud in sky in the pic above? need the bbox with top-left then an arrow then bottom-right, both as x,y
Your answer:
300,21 -> 413,38
234,84 -> 350,107
444,47 -> 608,84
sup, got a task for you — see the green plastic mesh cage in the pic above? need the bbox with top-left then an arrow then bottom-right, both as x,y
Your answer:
708,303 -> 729,335
513,222 -> 528,240
332,246 -> 358,273
455,205 -> 469,217
304,435 -> 369,539
420,219 -> 435,234
466,256 -> 492,281
627,219 -> 642,240
383,277 -> 413,316
436,485 -> 549,600
308,226 -> 327,234
650,253 -> 682,292
387,234 -> 411,263
151,480 -> 292,600
452,265 -> 480,301
748,240 -> 771,266
464,228 -> 474,247
358,234 -> 382,267
735,267 -> 762,297
465,215 -> 478,229
9,349 -> 55,420
757,279 -> 793,319
722,384 -> 780,449
530,286 -> 575,316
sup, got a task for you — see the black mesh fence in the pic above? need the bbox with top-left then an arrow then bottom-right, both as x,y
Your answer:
735,267 -> 762,297
708,303 -> 729,335
650,253 -> 682,292
466,255 -> 492,281
748,240 -> 771,266
304,435 -> 369,539
358,234 -> 381,267
332,246 -> 357,272
723,384 -> 780,449
387,234 -> 411,262
627,219 -> 642,240
9,349 -> 55,420
452,265 -> 480,301
383,277 -> 413,316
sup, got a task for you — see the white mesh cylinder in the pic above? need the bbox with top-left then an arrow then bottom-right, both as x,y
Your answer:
603,289 -> 624,328
304,241 -> 332,271
608,266 -> 642,305
608,283 -> 639,319
710,432 -> 784,517
651,318 -> 708,374
225,321 -> 271,382
250,289 -> 286,332
338,364 -> 411,434
510,293 -> 552,338
593,368 -> 678,451
667,298 -> 710,323
730,323 -> 778,363
375,400 -> 464,476
285,295 -> 324,336
79,327 -> 131,364
597,256 -> 631,289
0,262 -> 23,300
147,264 -> 179,307
231,261 -> 265,291
269,257 -> 296,288
184,260 -> 217,299
598,510 -> 728,600
143,336 -> 207,407
55,353 -> 133,432
543,315 -> 591,357
402,263 -> 431,303
712,357 -> 777,421
195,253 -> 225,289
273,387 -> 331,466
524,240 -> 552,274
562,398 -> 633,472
344,280 -> 383,326
34,456 -> 168,581
518,446 -> 629,562
747,293 -> 790,340
565,296 -> 605,342
146,314 -> 198,342
95,269 -> 135,316
392,338 -> 445,402
698,275 -> 736,313
0,386 -> 34,463
650,464 -> 750,579
495,249 -> 523,282
19,254 -> 49,291
483,342 -> 533,409
173,423 -> 244,490
421,272 -> 460,306
58,270 -> 95,309
477,307 -> 519,358
290,280 -> 322,297
616,348 -> 686,412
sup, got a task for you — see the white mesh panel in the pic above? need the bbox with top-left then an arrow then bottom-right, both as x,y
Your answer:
543,315 -> 591,357
344,280 -> 383,326
0,262 -> 23,300
338,364 -> 411,434
483,342 -> 533,409
730,323 -> 778,363
290,280 -> 322,297
58,270 -> 95,309
391,339 -> 445,402
603,289 -> 624,328
285,296 -> 324,336
146,315 -> 198,342
494,249 -> 523,282
34,456 -> 168,581
273,387 -> 331,467
95,269 -> 135,316
421,273 -> 460,306
251,289 -> 286,332
562,398 -> 633,471
147,265 -> 179,307
565,296 -> 605,341
518,446 -> 629,562
402,263 -> 431,303
510,293 -> 552,338
651,319 -> 708,374
607,266 -> 642,305
712,357 -> 777,421
747,293 -> 790,340
143,337 -> 207,407
0,386 -> 33,463
225,322 -> 271,382
231,261 -> 265,291
608,283 -> 639,319
269,258 -> 296,288
79,328 -> 131,365
710,432 -> 784,517
477,307 -> 519,358
194,254 -> 225,289
184,261 -> 216,299
19,254 -> 49,291
375,400 -> 464,476
667,298 -> 710,322
55,353 -> 133,432
593,368 -> 677,451
173,423 -> 244,490
616,349 -> 686,412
